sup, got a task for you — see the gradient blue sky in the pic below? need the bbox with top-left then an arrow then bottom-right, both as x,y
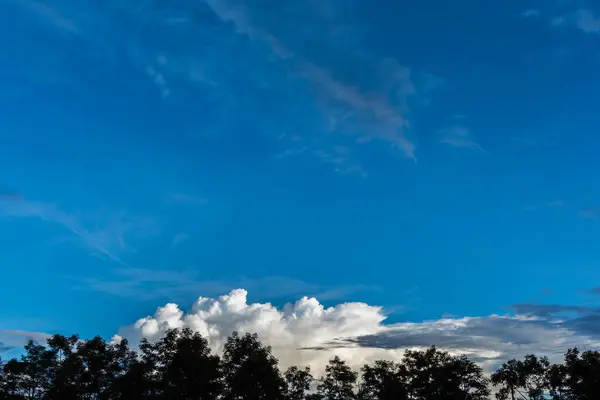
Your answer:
2,0 -> 600,362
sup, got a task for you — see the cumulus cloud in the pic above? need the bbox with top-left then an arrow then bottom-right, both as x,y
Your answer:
117,289 -> 393,376
116,289 -> 600,376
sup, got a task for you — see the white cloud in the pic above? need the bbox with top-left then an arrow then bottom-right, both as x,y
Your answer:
552,9 -> 600,34
202,0 -> 424,164
313,146 -> 368,178
146,65 -> 170,98
84,269 -> 379,303
573,9 -> 600,33
117,289 -> 392,376
303,62 -> 417,161
0,329 -> 50,356
0,196 -> 151,265
117,289 -> 600,376
522,9 -> 540,19
438,117 -> 484,152
164,193 -> 208,206
578,206 -> 600,220
12,0 -> 80,35
523,200 -> 564,212
514,132 -> 560,148
172,233 -> 189,246
9,0 -> 438,171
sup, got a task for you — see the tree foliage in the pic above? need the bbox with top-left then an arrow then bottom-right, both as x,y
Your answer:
316,356 -> 357,400
1,328 -> 600,399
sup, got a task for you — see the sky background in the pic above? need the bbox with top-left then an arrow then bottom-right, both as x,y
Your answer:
2,0 -> 600,372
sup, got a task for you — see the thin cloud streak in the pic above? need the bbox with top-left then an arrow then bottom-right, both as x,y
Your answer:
202,0 -> 425,164
552,9 -> 600,34
438,119 -> 484,152
523,200 -> 564,212
522,9 -> 540,19
164,193 -> 208,206
83,268 -> 380,303
578,206 -> 600,220
171,233 -> 189,246
146,65 -> 170,98
8,0 -> 439,172
12,0 -> 80,35
0,196 -> 148,265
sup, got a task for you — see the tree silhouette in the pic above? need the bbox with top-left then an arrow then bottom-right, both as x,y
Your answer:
558,348 -> 600,399
546,361 -> 568,400
145,328 -> 223,400
44,334 -> 81,399
3,327 -> 600,399
402,346 -> 490,400
491,355 -> 549,400
2,341 -> 56,399
284,366 -> 313,400
316,356 -> 357,400
221,331 -> 286,400
358,360 -> 408,400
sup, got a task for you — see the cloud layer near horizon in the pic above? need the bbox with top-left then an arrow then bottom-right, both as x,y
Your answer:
116,289 -> 600,376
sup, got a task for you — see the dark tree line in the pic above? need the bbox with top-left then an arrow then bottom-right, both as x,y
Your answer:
0,328 -> 598,399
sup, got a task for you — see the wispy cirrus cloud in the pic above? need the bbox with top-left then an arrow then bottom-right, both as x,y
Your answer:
587,287 -> 600,296
523,200 -> 564,212
313,146 -> 368,177
196,0 -> 434,166
8,0 -> 441,173
83,268 -> 379,303
145,65 -> 170,98
438,116 -> 484,152
0,195 -> 153,265
522,9 -> 540,19
11,0 -> 80,35
552,8 -> 600,34
171,233 -> 189,246
507,303 -> 594,318
514,129 -> 561,148
578,206 -> 600,220
164,193 -> 208,206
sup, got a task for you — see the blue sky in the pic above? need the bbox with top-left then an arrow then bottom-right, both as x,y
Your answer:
2,0 -> 600,367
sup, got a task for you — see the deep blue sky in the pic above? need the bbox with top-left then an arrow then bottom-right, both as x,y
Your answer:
2,0 -> 600,350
